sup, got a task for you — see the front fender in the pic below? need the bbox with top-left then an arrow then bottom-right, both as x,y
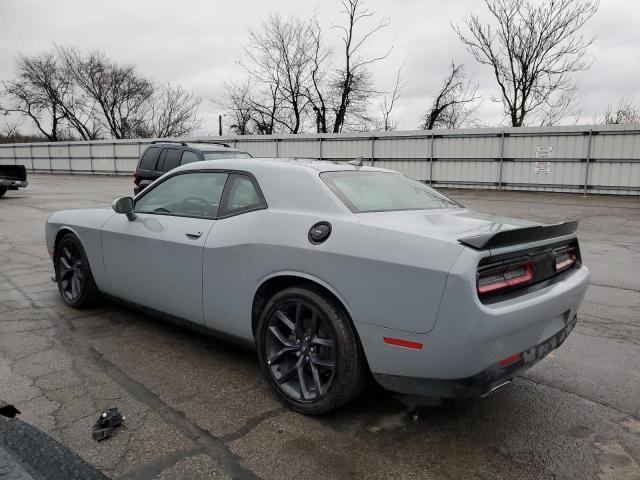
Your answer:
46,209 -> 116,291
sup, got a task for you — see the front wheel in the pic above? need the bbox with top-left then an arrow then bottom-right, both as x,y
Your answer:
54,233 -> 100,308
0,187 -> 7,197
256,286 -> 367,415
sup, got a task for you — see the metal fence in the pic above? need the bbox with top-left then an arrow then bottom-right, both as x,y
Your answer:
1,124 -> 639,195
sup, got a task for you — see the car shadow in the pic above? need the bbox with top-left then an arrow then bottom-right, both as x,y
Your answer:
89,298 -> 520,426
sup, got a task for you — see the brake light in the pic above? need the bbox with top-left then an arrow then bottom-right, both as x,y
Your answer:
477,261 -> 533,294
554,247 -> 577,272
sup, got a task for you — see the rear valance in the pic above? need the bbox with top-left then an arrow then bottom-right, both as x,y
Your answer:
458,221 -> 578,250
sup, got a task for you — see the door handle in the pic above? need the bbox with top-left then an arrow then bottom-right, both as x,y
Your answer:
185,230 -> 203,239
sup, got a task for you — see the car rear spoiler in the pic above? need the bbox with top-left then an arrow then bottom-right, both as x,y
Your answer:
458,221 -> 579,250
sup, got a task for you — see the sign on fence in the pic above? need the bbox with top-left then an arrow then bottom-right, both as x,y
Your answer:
535,146 -> 553,159
534,161 -> 552,174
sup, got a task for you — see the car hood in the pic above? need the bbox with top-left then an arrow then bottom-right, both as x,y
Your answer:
356,208 -> 538,244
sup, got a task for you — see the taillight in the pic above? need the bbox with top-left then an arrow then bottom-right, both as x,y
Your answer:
554,247 -> 577,272
477,261 -> 533,295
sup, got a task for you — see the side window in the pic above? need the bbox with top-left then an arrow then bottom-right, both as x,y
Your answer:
161,149 -> 181,172
139,147 -> 160,170
134,172 -> 228,219
221,174 -> 266,216
181,151 -> 199,165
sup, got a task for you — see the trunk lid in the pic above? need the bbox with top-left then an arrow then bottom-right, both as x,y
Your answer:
356,208 -> 537,245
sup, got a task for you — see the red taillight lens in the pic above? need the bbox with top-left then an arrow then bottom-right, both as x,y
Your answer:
478,262 -> 533,294
554,247 -> 577,272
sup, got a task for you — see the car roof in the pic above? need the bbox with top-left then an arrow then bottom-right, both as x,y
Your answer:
178,157 -> 396,174
149,141 -> 244,153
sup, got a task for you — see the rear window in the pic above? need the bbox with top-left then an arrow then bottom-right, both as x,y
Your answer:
139,147 -> 160,170
202,151 -> 251,160
321,171 -> 460,213
222,174 -> 264,214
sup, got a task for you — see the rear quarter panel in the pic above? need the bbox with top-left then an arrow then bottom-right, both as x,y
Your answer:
202,208 -> 463,340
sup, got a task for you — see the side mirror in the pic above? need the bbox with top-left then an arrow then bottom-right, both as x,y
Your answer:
112,197 -> 136,221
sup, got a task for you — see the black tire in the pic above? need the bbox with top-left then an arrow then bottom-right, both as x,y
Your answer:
0,187 -> 7,197
256,285 -> 367,415
54,233 -> 100,308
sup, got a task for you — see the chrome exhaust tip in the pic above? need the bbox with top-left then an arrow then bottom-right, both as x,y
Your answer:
480,380 -> 512,398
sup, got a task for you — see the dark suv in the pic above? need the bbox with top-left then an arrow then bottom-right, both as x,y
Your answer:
133,141 -> 251,195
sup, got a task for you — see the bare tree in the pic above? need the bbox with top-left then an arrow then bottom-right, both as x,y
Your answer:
377,65 -> 404,131
331,0 -> 391,133
4,47 -> 202,141
0,115 -> 23,137
421,62 -> 480,130
0,116 -> 46,143
220,80 -> 255,135
307,14 -> 332,133
1,53 -> 69,141
243,14 -> 315,134
602,99 -> 640,125
3,52 -> 103,141
59,48 -> 153,139
137,84 -> 201,138
454,0 -> 598,127
222,0 -> 392,135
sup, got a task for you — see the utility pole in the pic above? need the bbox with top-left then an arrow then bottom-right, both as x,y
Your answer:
218,115 -> 222,136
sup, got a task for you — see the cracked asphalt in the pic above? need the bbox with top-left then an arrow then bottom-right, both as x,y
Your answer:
0,174 -> 639,480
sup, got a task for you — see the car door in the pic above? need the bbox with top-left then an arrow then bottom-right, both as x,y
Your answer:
203,172 -> 268,339
101,171 -> 229,324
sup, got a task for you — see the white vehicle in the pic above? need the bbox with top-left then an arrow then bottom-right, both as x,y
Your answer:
46,158 -> 590,414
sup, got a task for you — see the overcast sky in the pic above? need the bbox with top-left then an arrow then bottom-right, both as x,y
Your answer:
1,0 -> 639,135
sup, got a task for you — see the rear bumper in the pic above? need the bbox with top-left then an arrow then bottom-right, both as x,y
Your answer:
0,179 -> 27,189
355,258 -> 589,395
373,313 -> 577,397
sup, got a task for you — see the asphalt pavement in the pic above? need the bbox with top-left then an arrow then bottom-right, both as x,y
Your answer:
0,174 -> 638,479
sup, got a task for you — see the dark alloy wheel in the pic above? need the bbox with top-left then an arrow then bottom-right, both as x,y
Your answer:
265,299 -> 336,401
55,233 -> 99,308
257,286 -> 367,415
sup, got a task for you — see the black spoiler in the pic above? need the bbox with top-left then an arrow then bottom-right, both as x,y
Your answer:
458,221 -> 579,250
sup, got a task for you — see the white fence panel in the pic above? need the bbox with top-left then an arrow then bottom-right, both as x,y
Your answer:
1,125 -> 639,195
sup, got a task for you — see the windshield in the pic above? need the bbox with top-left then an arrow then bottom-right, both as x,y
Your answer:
202,151 -> 251,160
321,171 -> 460,213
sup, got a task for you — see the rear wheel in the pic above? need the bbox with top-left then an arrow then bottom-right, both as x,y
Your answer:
0,187 -> 7,197
256,286 -> 367,415
54,233 -> 100,308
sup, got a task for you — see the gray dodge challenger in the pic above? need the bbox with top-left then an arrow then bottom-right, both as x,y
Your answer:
46,158 -> 590,414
